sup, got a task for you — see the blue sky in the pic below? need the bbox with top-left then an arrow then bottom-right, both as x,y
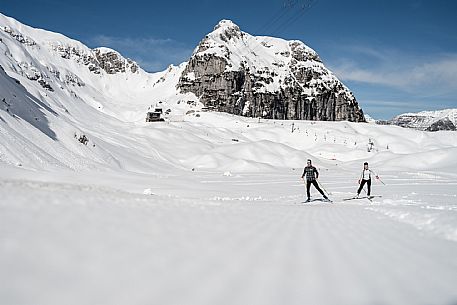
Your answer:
1,0 -> 456,119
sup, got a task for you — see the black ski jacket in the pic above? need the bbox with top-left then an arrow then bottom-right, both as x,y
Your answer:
302,166 -> 319,181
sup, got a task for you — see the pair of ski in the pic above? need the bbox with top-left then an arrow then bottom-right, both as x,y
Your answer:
343,195 -> 382,202
303,198 -> 333,203
300,195 -> 381,204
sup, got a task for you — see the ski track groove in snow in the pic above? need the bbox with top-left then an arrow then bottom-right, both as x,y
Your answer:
2,174 -> 457,305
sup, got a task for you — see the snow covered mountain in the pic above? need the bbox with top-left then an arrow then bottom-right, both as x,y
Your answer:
178,20 -> 365,121
1,14 -> 363,128
0,12 -> 368,171
388,108 -> 457,131
0,12 -> 201,170
1,12 -> 455,174
0,13 -> 197,121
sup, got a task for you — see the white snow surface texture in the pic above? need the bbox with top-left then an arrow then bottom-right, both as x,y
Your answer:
1,13 -> 457,305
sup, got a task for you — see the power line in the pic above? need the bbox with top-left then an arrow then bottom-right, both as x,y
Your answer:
250,0 -> 319,55
275,0 -> 319,36
230,0 -> 319,76
253,2 -> 295,36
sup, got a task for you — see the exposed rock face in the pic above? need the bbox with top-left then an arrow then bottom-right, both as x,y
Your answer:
388,114 -> 427,129
17,62 -> 53,91
426,118 -> 456,132
94,48 -> 139,74
1,26 -> 36,46
50,44 -> 139,75
177,20 -> 365,121
65,72 -> 85,87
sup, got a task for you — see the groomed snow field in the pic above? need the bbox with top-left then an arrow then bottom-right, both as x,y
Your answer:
1,113 -> 457,305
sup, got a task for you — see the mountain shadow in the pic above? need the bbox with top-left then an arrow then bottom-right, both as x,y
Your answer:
0,65 -> 58,140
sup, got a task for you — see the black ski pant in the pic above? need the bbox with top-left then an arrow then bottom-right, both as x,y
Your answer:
357,179 -> 371,196
306,180 -> 326,199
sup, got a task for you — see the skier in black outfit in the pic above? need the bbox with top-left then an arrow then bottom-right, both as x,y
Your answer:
301,159 -> 328,202
356,162 -> 379,198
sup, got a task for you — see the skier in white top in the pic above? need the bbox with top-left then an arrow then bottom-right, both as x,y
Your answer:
357,162 -> 379,198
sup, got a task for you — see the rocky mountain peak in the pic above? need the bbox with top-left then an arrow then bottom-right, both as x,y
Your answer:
213,19 -> 241,32
211,19 -> 242,42
178,20 -> 364,122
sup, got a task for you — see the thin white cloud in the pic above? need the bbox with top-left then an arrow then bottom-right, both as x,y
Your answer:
323,45 -> 457,118
88,35 -> 193,72
92,35 -> 175,48
331,45 -> 393,62
361,99 -> 432,109
328,46 -> 457,97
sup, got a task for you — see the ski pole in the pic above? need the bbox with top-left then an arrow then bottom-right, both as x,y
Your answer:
317,179 -> 332,196
376,176 -> 386,185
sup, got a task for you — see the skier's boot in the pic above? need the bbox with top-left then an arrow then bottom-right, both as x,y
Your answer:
305,198 -> 311,203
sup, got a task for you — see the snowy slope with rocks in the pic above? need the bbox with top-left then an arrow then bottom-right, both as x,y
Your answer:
178,20 -> 364,121
388,108 -> 457,131
0,12 -> 200,170
1,13 -> 457,305
0,13 -> 198,123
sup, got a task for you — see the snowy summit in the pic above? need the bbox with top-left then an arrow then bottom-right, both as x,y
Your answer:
179,19 -> 364,121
